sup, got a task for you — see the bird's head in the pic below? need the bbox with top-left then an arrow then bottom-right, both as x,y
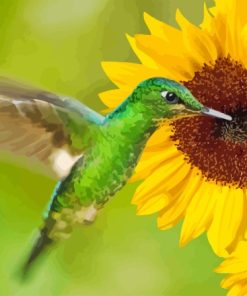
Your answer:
133,77 -> 232,123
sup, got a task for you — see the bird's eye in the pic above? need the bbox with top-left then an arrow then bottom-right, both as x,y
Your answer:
161,91 -> 180,104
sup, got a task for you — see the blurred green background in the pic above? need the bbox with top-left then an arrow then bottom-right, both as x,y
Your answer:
0,0 -> 225,295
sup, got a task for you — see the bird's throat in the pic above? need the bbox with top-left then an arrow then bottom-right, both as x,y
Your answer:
103,99 -> 159,179
105,97 -> 158,142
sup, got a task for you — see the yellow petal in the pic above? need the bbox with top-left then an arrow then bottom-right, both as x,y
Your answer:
135,34 -> 183,59
226,284 -> 243,296
200,3 -> 214,31
239,24 -> 247,68
138,138 -> 176,164
157,168 -> 202,230
136,140 -> 174,162
239,286 -> 247,296
221,272 -> 247,289
209,0 -> 247,59
133,155 -> 185,202
131,138 -> 178,184
99,88 -> 130,108
163,161 -> 191,192
216,242 -> 247,274
209,6 -> 216,16
232,284 -> 247,296
144,12 -> 182,43
143,124 -> 173,151
180,181 -> 218,246
136,193 -> 169,215
200,4 -> 223,55
101,62 -> 157,88
133,142 -> 181,181
232,241 -> 247,261
216,258 -> 246,274
126,34 -> 158,69
208,188 -> 244,257
176,9 -> 218,65
134,34 -> 194,81
215,0 -> 247,28
133,161 -> 191,208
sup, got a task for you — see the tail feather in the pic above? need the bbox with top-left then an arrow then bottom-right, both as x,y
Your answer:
20,199 -> 98,279
20,210 -> 74,279
21,227 -> 53,278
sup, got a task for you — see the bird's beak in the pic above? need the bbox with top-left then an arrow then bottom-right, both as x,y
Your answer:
200,107 -> 232,121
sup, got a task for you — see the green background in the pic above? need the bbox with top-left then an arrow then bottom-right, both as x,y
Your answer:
0,0 -> 225,295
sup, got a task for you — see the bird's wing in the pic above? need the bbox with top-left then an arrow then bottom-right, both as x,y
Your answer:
0,77 -> 105,178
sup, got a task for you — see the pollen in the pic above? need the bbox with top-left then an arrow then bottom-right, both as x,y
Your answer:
171,57 -> 247,188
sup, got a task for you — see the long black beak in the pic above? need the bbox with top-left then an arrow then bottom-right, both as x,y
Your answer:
201,107 -> 232,121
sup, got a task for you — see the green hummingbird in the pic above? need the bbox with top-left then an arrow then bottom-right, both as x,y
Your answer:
0,76 -> 231,276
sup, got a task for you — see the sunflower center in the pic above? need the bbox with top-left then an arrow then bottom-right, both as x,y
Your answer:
171,57 -> 247,188
215,110 -> 247,143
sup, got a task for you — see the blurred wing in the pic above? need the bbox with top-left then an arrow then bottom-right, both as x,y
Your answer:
0,77 -> 105,178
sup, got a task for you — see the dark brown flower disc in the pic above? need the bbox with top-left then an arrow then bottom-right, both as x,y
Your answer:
171,57 -> 247,188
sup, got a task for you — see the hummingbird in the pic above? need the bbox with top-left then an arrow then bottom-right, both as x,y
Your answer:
0,76 -> 231,276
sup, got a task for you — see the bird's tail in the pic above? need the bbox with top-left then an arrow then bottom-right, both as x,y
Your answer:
20,210 -> 74,279
20,189 -> 99,279
21,226 -> 54,278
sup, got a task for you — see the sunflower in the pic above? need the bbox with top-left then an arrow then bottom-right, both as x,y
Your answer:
216,242 -> 247,295
99,0 -> 247,257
